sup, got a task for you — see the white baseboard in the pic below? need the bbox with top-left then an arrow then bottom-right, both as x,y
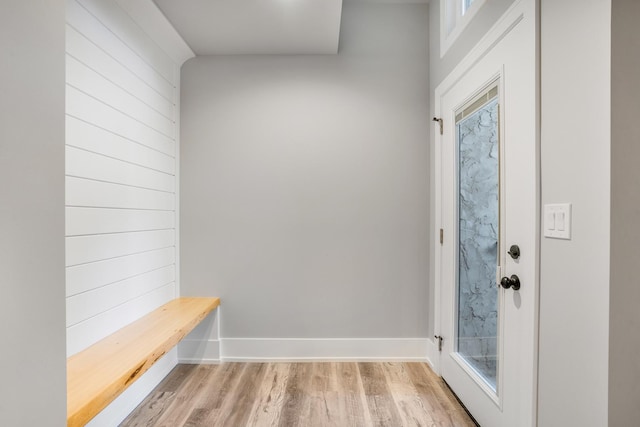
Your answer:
178,338 -> 220,364
426,337 -> 440,374
218,338 -> 429,362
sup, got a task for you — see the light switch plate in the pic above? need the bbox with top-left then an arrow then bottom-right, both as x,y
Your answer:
544,203 -> 571,239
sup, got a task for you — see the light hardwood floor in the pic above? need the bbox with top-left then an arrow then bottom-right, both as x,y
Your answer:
121,362 -> 477,427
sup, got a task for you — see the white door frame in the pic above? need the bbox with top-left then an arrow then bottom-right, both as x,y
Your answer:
430,0 -> 540,425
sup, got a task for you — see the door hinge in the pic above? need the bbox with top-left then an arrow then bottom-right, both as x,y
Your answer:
439,228 -> 444,245
434,335 -> 444,352
432,117 -> 443,135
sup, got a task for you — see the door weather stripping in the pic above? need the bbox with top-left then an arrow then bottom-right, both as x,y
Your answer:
432,117 -> 443,135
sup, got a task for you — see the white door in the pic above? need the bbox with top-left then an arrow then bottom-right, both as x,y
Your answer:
435,2 -> 537,426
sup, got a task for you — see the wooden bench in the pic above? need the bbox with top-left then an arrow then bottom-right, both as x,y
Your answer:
67,297 -> 220,427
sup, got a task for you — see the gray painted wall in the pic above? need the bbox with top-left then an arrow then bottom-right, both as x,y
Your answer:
0,0 -> 67,425
610,0 -> 640,425
538,0 -> 611,425
180,2 -> 430,339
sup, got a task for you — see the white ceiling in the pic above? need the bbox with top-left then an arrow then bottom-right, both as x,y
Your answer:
153,0 -> 344,55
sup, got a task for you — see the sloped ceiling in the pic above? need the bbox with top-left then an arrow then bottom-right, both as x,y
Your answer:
153,0 -> 344,55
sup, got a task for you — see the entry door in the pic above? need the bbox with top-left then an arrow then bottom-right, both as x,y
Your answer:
437,2 -> 537,426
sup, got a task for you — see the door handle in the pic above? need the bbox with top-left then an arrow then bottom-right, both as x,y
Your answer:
500,274 -> 521,291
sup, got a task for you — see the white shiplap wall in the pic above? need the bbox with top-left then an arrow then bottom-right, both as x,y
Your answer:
65,0 -> 193,424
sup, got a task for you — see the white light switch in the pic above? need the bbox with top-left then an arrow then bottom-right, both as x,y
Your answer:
545,211 -> 555,230
556,212 -> 565,231
544,203 -> 571,239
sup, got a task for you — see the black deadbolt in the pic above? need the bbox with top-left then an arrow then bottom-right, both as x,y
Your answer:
507,244 -> 520,260
500,274 -> 521,291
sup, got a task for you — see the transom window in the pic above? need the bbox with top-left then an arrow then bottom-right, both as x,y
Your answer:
463,0 -> 474,15
441,0 -> 486,57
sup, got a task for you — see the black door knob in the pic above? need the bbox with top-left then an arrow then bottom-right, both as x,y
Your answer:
500,274 -> 521,291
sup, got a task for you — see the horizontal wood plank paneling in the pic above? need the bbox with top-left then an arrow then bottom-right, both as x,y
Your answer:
66,177 -> 175,211
66,207 -> 175,236
66,0 -> 173,99
66,265 -> 175,326
66,0 -> 179,362
67,55 -> 174,136
76,0 -> 176,83
66,25 -> 174,119
66,247 -> 175,297
66,145 -> 175,192
66,116 -> 175,174
66,229 -> 175,267
67,283 -> 176,356
65,0 -> 188,423
67,85 -> 175,156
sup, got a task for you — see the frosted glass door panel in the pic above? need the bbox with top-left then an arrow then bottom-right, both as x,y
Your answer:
456,96 -> 499,391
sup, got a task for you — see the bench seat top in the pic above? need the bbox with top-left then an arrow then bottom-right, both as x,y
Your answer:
67,297 -> 220,427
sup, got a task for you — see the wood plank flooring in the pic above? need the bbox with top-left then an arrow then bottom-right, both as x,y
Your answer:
121,362 -> 477,427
